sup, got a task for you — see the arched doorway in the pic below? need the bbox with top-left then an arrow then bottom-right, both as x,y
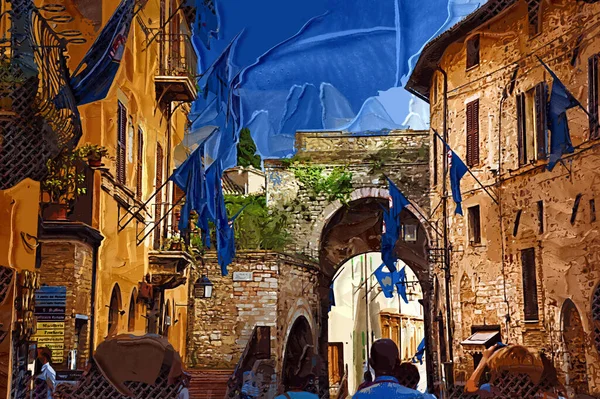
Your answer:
562,299 -> 589,396
316,195 -> 437,394
108,284 -> 122,337
282,316 -> 314,391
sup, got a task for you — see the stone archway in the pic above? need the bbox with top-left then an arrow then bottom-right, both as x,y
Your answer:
282,316 -> 315,391
562,299 -> 589,396
316,195 -> 437,393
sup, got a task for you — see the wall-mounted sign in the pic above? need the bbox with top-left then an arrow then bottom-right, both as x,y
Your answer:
33,286 -> 67,363
233,272 -> 253,282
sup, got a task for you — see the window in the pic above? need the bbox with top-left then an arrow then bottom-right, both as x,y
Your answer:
433,75 -> 438,104
537,200 -> 544,234
128,289 -> 137,332
117,102 -> 127,184
521,248 -> 539,321
466,35 -> 480,69
591,199 -> 597,223
589,54 -> 600,139
108,284 -> 122,336
516,83 -> 548,166
466,99 -> 480,167
468,205 -> 481,245
328,343 -> 344,386
136,128 -> 144,201
380,314 -> 400,348
528,0 -> 542,37
154,144 -> 164,250
571,193 -> 582,225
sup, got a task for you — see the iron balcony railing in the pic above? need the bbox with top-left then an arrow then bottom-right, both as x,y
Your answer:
158,33 -> 197,81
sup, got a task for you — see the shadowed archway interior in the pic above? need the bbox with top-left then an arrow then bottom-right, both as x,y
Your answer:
282,316 -> 314,390
316,196 -> 438,393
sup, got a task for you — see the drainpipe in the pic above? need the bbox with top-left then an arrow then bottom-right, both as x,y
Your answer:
89,244 -> 98,362
437,65 -> 454,383
497,89 -> 511,340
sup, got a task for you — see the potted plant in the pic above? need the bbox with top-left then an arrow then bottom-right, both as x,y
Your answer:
162,234 -> 186,251
41,149 -> 87,221
78,143 -> 110,167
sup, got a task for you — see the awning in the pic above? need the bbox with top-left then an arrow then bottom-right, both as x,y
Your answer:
460,330 -> 501,350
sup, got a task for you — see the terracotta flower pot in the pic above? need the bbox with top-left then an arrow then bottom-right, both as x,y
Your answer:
43,203 -> 69,221
87,156 -> 102,167
169,242 -> 182,251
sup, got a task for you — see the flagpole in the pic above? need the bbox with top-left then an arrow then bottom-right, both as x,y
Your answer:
432,129 -> 499,205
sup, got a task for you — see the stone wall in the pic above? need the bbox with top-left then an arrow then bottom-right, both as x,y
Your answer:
422,1 -> 600,394
264,130 -> 430,256
187,251 -> 322,393
37,228 -> 98,369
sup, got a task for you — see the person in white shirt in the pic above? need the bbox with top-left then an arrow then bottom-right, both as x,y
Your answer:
37,349 -> 55,399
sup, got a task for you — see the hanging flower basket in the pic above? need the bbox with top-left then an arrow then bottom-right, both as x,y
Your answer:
78,143 -> 110,168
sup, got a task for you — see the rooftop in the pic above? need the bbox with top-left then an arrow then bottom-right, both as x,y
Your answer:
405,0 -> 519,101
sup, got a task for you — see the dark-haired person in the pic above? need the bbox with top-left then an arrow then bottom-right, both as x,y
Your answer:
36,348 -> 56,399
275,369 -> 318,399
353,339 -> 436,398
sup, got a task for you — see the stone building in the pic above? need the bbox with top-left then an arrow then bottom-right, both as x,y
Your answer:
33,0 -> 197,375
407,0 -> 600,396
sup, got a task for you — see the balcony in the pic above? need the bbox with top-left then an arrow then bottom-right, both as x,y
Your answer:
148,232 -> 193,290
155,33 -> 198,104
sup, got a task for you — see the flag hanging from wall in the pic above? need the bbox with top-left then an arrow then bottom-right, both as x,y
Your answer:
395,266 -> 409,304
381,178 -> 410,272
69,0 -> 136,105
537,57 -> 580,171
374,263 -> 396,299
170,146 -> 206,231
448,149 -> 468,215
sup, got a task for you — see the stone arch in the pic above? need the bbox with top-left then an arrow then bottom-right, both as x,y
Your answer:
108,284 -> 122,337
309,187 -> 433,255
316,192 -> 436,393
561,299 -> 589,395
281,316 -> 315,391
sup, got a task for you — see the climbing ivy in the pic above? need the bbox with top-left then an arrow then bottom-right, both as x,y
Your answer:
289,161 -> 353,203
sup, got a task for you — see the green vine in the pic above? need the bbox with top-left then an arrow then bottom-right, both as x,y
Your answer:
290,162 -> 353,203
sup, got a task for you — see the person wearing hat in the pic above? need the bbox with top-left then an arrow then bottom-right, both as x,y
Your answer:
36,347 -> 56,399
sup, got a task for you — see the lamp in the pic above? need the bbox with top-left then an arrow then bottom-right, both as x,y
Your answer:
194,275 -> 213,299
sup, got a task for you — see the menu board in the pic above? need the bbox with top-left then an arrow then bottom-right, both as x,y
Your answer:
32,286 -> 66,362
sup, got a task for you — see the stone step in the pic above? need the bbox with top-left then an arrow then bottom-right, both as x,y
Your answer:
188,368 -> 233,399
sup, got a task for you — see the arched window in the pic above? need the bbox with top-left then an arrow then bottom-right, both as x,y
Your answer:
128,289 -> 137,332
592,284 -> 600,353
108,284 -> 122,336
163,300 -> 171,338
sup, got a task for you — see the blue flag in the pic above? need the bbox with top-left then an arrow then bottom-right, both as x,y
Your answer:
395,266 -> 409,304
381,178 -> 409,272
170,146 -> 206,231
374,263 -> 396,299
413,338 -> 425,364
537,57 -> 580,170
213,162 -> 233,276
195,0 -> 220,50
202,32 -> 242,109
449,149 -> 468,216
69,0 -> 135,105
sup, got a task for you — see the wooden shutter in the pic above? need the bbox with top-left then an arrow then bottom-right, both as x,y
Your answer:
521,248 -> 539,321
117,102 -> 127,184
466,99 -> 479,167
328,343 -> 344,385
589,55 -> 599,139
136,128 -> 144,201
516,93 -> 527,165
154,144 -> 164,249
534,82 -> 548,159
